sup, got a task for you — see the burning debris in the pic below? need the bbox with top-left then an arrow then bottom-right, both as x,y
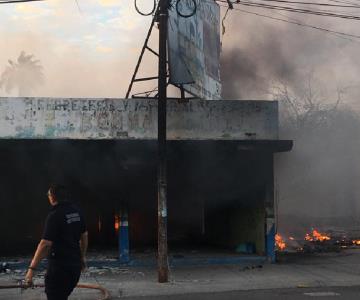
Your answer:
304,230 -> 331,242
275,234 -> 286,251
276,228 -> 360,253
114,214 -> 120,232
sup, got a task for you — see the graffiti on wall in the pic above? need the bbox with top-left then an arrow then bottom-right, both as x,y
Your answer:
0,98 -> 278,140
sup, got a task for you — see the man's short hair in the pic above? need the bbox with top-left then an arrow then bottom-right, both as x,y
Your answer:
49,184 -> 68,203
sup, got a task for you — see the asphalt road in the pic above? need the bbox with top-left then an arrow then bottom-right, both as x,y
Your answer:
125,286 -> 360,300
1,286 -> 360,299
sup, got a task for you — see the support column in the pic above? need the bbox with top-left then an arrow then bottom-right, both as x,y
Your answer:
265,154 -> 276,263
119,209 -> 130,263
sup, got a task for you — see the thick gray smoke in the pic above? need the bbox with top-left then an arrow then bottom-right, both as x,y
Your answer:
221,32 -> 299,100
275,104 -> 360,235
220,8 -> 360,232
220,8 -> 360,105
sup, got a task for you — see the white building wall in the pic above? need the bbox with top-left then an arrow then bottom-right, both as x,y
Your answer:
0,98 -> 278,140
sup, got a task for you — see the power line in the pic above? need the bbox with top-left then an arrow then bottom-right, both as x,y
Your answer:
216,0 -> 360,20
2,0 -> 359,42
0,0 -> 44,4
328,0 -> 360,5
218,3 -> 360,41
254,0 -> 360,9
254,0 -> 360,15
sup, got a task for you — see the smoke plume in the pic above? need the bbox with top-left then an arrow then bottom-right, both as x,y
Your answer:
220,7 -> 360,231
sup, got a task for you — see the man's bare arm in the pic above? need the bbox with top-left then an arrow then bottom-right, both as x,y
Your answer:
24,239 -> 52,285
80,231 -> 88,270
29,239 -> 52,269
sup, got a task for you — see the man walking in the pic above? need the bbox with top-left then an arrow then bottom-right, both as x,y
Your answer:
25,184 -> 88,300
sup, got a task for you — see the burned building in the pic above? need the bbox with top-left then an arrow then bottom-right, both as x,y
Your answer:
0,98 -> 292,262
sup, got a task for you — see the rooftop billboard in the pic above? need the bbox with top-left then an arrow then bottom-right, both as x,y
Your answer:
168,0 -> 221,100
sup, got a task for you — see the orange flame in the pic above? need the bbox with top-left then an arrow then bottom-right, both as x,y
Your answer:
114,214 -> 120,231
352,240 -> 360,245
275,234 -> 286,251
305,229 -> 331,242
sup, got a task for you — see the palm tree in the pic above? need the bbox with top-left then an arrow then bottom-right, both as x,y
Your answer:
0,51 -> 44,96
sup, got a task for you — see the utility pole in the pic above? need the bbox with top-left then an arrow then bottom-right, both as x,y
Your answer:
157,0 -> 169,283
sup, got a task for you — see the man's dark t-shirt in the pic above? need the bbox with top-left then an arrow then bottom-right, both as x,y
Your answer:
42,201 -> 86,266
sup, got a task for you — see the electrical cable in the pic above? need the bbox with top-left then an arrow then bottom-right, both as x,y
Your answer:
134,0 -> 157,16
269,6 -> 360,40
249,0 -> 360,9
243,1 -> 360,17
328,0 -> 360,6
253,1 -> 360,15
0,0 -> 44,3
222,7 -> 231,36
217,0 -> 360,14
221,0 -> 235,38
216,0 -> 360,20
226,0 -> 234,9
217,3 -> 360,41
176,0 -> 197,18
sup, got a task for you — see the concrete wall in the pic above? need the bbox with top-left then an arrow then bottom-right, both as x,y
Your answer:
0,98 -> 278,140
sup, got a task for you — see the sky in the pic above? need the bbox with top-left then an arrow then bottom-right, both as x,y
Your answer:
0,0 -> 156,97
0,0 -> 360,106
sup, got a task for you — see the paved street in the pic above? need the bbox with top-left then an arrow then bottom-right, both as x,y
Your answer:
2,286 -> 360,300
125,287 -> 360,300
2,249 -> 360,299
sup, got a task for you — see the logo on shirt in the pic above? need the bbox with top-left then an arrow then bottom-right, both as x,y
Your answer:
65,213 -> 81,224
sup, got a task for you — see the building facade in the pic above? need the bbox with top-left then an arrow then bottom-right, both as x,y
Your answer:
0,98 -> 292,262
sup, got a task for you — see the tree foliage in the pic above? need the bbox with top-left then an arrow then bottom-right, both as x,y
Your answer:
273,74 -> 360,220
0,51 -> 44,96
270,75 -> 347,132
